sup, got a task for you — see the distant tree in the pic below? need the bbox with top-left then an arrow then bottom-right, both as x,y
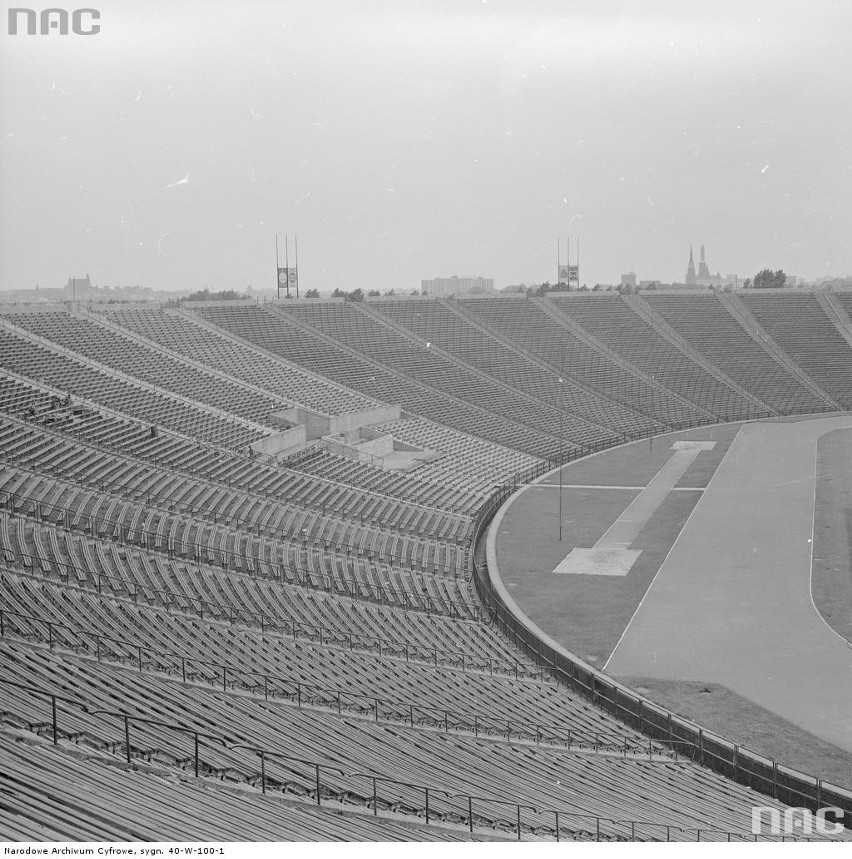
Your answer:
753,269 -> 786,289
331,287 -> 365,301
305,288 -> 320,298
743,278 -> 752,289
385,289 -> 396,296
410,288 -> 419,296
184,288 -> 243,301
367,289 -> 381,297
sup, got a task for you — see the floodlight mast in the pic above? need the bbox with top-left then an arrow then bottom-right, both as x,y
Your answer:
275,235 -> 280,298
285,235 -> 290,299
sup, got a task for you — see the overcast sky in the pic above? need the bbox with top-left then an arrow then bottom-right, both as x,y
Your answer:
1,0 -> 850,292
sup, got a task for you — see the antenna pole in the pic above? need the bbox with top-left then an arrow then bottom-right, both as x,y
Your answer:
295,234 -> 299,298
275,235 -> 280,298
567,235 -> 570,291
577,237 -> 580,289
285,234 -> 290,299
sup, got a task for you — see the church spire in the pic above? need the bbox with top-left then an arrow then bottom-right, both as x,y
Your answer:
698,244 -> 710,277
686,246 -> 696,284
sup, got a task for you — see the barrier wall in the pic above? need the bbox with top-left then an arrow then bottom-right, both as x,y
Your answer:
470,455 -> 852,827
249,425 -> 306,457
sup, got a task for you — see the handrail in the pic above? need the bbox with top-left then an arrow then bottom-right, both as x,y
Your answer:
470,470 -> 852,828
0,445 -> 471,563
1,384 -> 475,530
0,490 -> 480,620
0,562 -> 537,680
0,606 -> 664,755
0,676 -> 821,843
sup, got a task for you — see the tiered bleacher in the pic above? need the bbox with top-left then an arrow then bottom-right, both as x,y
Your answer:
739,292 -> 852,409
1,295 -> 850,841
190,303 -> 566,460
101,305 -> 382,418
546,294 -> 768,421
0,325 -> 264,449
367,297 -> 659,442
451,295 -> 707,429
642,293 -> 831,414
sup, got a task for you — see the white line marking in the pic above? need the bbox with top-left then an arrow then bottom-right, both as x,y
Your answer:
593,448 -> 705,551
808,431 -> 852,649
602,431 -> 739,671
527,484 -> 706,491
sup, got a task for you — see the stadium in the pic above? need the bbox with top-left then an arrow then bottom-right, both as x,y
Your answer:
1,289 -> 851,841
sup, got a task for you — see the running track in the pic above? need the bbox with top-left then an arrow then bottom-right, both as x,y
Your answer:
605,415 -> 852,751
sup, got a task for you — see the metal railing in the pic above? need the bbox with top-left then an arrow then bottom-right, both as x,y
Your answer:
0,491 -> 480,619
0,607 -> 663,756
3,402 -> 474,538
469,476 -> 852,828
0,564 -> 537,680
0,677 -> 822,842
0,454 -> 471,570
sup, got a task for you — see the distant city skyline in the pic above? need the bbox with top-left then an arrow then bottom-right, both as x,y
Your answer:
2,1 -> 850,293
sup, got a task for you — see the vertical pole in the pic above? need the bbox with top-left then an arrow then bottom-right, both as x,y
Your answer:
294,233 -> 299,298
517,805 -> 522,840
51,695 -> 58,745
425,787 -> 430,824
315,763 -> 321,805
577,236 -> 580,289
260,751 -> 266,794
194,732 -> 199,777
468,796 -> 474,834
555,810 -> 560,843
124,715 -> 131,764
558,412 -> 563,541
285,235 -> 290,299
372,777 -> 377,816
275,234 -> 280,298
